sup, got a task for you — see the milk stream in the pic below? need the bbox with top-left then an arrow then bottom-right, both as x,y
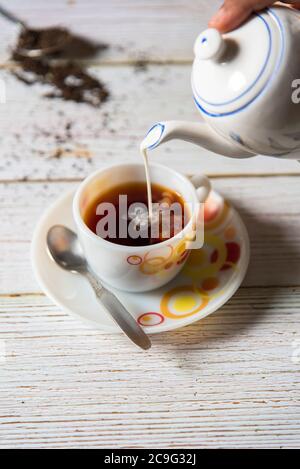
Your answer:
140,125 -> 165,221
141,147 -> 153,220
140,124 -> 164,222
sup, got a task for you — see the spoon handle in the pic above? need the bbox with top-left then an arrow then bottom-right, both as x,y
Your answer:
0,4 -> 26,28
84,271 -> 151,350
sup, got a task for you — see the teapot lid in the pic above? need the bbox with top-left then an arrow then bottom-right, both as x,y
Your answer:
192,9 -> 284,117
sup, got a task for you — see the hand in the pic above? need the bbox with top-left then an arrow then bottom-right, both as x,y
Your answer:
209,1 -> 300,33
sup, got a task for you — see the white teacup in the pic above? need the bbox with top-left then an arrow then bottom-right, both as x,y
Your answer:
73,163 -> 211,292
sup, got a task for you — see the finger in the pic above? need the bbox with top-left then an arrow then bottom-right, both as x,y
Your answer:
281,1 -> 300,8
209,0 -> 275,33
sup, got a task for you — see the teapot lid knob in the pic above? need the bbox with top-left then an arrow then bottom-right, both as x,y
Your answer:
194,28 -> 225,60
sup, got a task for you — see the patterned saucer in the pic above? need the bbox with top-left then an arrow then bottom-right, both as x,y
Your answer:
31,189 -> 250,334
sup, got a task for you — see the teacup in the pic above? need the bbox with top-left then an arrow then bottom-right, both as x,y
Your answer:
73,163 -> 211,292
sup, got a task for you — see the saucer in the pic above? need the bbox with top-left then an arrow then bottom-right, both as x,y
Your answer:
31,189 -> 250,334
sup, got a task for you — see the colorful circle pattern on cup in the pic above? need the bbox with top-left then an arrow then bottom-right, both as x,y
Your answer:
138,312 -> 165,326
136,191 -> 244,328
161,286 -> 209,319
127,255 -> 143,266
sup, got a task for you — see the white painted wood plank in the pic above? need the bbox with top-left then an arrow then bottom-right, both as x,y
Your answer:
0,177 -> 300,294
0,66 -> 299,181
0,0 -> 299,450
0,291 -> 299,448
0,0 -> 222,63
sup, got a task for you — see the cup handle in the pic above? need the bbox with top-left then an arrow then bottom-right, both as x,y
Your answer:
190,174 -> 211,202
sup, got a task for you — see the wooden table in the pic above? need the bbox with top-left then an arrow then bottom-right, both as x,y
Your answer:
0,0 -> 299,449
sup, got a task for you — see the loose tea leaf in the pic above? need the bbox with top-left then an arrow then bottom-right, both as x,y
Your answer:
16,27 -> 70,53
11,27 -> 110,107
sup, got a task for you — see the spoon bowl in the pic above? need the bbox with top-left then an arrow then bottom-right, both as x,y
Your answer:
16,27 -> 71,58
0,4 -> 70,58
47,225 -> 87,272
47,225 -> 151,350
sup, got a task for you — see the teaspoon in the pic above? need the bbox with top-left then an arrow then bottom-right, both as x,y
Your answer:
47,225 -> 151,350
0,4 -> 70,58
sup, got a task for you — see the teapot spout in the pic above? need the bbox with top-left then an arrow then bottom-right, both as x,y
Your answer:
141,121 -> 254,158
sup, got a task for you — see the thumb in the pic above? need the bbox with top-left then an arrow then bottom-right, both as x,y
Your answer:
281,1 -> 300,8
209,1 -> 276,33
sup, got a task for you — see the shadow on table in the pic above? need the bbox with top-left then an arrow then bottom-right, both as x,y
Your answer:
151,199 -> 300,352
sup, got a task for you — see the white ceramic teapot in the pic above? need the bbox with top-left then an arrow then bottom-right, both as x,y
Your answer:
141,5 -> 300,159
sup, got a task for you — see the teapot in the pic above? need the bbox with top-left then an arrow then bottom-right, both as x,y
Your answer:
141,5 -> 300,159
